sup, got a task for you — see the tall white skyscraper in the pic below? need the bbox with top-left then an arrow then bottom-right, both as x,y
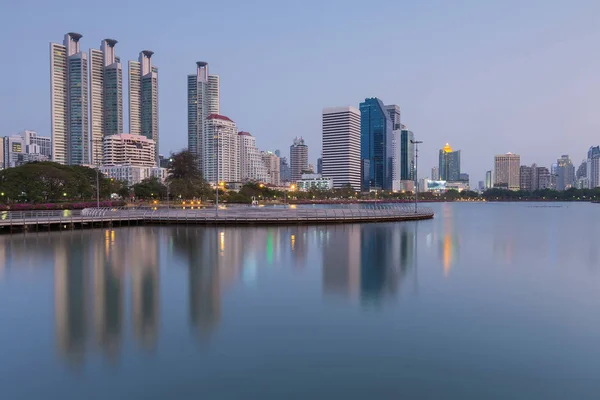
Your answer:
322,107 -> 361,190
129,51 -> 159,162
238,131 -> 269,183
188,61 -> 220,174
50,32 -> 89,165
204,114 -> 239,184
90,39 -> 123,165
385,105 -> 401,182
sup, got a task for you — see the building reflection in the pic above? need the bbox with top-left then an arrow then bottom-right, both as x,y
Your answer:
322,223 -> 417,305
435,204 -> 459,276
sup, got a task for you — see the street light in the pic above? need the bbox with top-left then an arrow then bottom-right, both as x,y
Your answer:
410,139 -> 423,213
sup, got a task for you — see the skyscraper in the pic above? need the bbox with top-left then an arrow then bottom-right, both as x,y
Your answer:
204,114 -> 239,183
439,143 -> 460,181
280,157 -> 291,182
556,155 -> 575,191
50,32 -> 89,165
360,98 -> 393,191
89,39 -> 123,165
129,51 -> 158,162
290,137 -> 308,182
188,62 -> 220,174
322,106 -> 361,190
400,127 -> 414,180
385,105 -> 401,183
485,170 -> 492,189
238,132 -> 268,183
587,146 -> 600,188
494,153 -> 520,190
520,165 -> 533,191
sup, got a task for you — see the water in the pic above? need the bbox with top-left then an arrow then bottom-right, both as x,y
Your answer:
1,202 -> 600,399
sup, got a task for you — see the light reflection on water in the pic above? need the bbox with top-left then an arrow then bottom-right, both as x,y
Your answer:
1,202 -> 600,398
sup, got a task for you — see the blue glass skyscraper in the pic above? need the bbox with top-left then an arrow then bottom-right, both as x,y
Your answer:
360,98 -> 393,190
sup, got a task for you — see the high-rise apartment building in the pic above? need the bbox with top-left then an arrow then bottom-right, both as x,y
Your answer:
494,153 -> 520,190
238,131 -> 268,183
89,39 -> 123,165
400,127 -> 414,180
587,146 -> 600,188
556,155 -> 575,191
385,105 -> 401,182
50,32 -> 89,165
520,165 -> 533,191
290,137 -> 308,182
129,51 -> 158,162
280,157 -> 291,182
204,114 -> 239,184
322,106 -> 361,190
360,98 -> 393,190
187,62 -> 220,174
485,170 -> 492,189
439,143 -> 461,181
102,133 -> 156,167
536,166 -> 551,189
261,151 -> 281,186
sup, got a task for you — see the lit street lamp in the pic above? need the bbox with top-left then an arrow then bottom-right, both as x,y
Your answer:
410,139 -> 423,213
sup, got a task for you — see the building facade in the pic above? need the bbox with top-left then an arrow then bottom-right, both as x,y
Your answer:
360,98 -> 393,191
261,151 -> 281,186
485,170 -> 492,189
494,153 -> 521,190
128,51 -> 158,162
400,128 -> 414,181
385,105 -> 401,183
238,132 -> 268,183
102,134 -> 156,167
556,155 -> 575,190
587,146 -> 600,188
322,106 -> 361,190
290,137 -> 308,182
50,32 -> 89,165
204,114 -> 239,184
280,157 -> 291,182
439,143 -> 460,181
2,133 -> 51,169
89,39 -> 123,165
520,165 -> 533,191
432,166 -> 440,181
99,165 -> 166,187
188,62 -> 220,173
296,174 -> 333,191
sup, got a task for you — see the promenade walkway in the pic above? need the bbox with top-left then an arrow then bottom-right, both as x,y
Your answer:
0,205 -> 434,233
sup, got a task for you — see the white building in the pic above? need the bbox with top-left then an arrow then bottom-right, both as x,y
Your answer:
2,132 -> 51,169
23,131 -> 51,158
296,173 -> 333,191
261,151 -> 281,186
321,107 -> 361,190
238,132 -> 268,183
188,62 -> 220,173
89,39 -> 123,165
494,153 -> 521,190
103,133 -> 156,167
128,51 -> 159,162
99,165 -> 166,187
50,32 -> 89,165
204,114 -> 239,184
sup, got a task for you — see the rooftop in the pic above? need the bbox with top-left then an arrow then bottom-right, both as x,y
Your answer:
238,131 -> 252,136
207,114 -> 234,123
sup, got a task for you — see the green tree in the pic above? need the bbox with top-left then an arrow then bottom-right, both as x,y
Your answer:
167,150 -> 212,200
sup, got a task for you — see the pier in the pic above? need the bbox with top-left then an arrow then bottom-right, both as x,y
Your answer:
0,205 -> 434,233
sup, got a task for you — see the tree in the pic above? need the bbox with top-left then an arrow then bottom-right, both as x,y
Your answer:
167,150 -> 212,200
133,177 -> 166,200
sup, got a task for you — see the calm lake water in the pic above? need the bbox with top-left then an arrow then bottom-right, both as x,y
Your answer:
1,202 -> 600,399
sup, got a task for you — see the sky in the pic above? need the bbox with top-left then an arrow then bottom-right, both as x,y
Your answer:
1,0 -> 600,183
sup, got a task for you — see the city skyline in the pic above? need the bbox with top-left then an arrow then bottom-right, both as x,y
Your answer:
3,2 -> 600,182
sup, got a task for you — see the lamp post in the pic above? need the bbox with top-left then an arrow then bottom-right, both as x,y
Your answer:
410,139 -> 423,213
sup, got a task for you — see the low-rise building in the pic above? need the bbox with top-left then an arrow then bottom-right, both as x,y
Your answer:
296,173 -> 333,191
2,131 -> 51,169
103,133 -> 156,167
99,165 -> 167,186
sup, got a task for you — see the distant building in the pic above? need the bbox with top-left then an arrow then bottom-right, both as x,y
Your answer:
431,166 -> 440,181
386,105 -> 401,183
485,170 -> 492,189
478,181 -> 485,192
459,173 -> 469,183
586,146 -> 600,188
204,114 -> 239,184
99,165 -> 166,186
296,173 -> 333,191
520,165 -> 533,191
360,98 -> 393,191
2,131 -> 51,169
317,158 -> 322,174
556,155 -> 575,190
400,128 -> 415,180
439,143 -> 461,181
322,106 -> 361,190
494,153 -> 520,190
238,131 -> 268,183
261,151 -> 280,186
103,133 -> 156,167
290,137 -> 308,182
158,155 -> 171,169
536,166 -> 551,189
576,160 -> 587,189
280,157 -> 291,182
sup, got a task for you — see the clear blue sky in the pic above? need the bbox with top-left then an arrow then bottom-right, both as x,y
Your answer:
1,0 -> 600,182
